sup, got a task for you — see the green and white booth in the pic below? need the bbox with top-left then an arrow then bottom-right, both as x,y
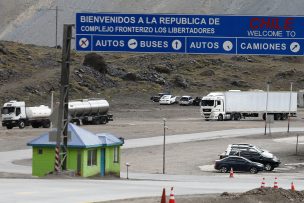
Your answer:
27,124 -> 123,177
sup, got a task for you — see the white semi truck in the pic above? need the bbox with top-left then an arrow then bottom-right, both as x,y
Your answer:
200,91 -> 297,121
1,98 -> 113,129
68,98 -> 113,125
1,100 -> 52,129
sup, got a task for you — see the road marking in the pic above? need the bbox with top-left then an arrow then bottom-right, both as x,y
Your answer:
198,165 -> 216,172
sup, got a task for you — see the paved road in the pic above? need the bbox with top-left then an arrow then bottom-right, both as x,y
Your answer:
0,173 -> 302,203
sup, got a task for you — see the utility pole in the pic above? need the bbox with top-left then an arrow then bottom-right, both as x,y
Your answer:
55,6 -> 58,48
287,82 -> 293,133
264,82 -> 270,135
54,24 -> 73,173
163,118 -> 167,174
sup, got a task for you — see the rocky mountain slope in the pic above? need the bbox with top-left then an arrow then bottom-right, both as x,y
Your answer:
0,40 -> 303,106
1,0 -> 304,46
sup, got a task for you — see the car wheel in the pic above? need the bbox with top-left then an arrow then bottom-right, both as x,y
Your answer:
218,114 -> 223,121
250,167 -> 258,174
18,121 -> 25,129
220,166 -> 228,173
265,163 -> 274,171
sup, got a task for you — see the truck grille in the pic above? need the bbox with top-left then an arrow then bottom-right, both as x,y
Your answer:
203,109 -> 211,112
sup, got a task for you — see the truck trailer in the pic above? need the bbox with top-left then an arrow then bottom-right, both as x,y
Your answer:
68,98 -> 113,125
1,100 -> 52,129
200,91 -> 297,121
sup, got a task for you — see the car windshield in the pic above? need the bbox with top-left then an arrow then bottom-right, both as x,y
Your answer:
1,107 -> 15,114
253,146 -> 264,153
161,95 -> 171,99
201,100 -> 214,106
180,97 -> 189,101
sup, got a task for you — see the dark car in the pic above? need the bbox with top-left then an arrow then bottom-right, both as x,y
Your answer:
214,156 -> 264,174
192,97 -> 202,106
219,144 -> 280,171
150,93 -> 169,102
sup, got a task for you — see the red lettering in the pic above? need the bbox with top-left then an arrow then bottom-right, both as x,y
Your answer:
250,18 -> 259,29
284,17 -> 294,30
273,18 -> 281,30
260,18 -> 271,29
249,17 -> 293,31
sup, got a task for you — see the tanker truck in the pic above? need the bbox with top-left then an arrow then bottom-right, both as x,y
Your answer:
1,100 -> 52,129
68,98 -> 113,125
200,91 -> 297,121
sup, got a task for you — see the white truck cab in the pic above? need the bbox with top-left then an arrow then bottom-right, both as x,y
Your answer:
1,100 -> 51,129
2,101 -> 27,123
200,92 -> 225,120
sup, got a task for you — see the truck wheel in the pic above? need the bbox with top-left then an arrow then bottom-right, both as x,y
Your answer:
276,114 -> 282,121
282,114 -> 288,120
18,121 -> 25,129
218,114 -> 223,121
6,125 -> 13,129
101,118 -> 107,124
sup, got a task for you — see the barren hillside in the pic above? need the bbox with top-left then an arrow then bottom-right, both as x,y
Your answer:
0,40 -> 303,106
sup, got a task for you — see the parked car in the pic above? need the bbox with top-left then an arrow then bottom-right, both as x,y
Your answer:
159,95 -> 177,105
179,96 -> 194,106
219,144 -> 280,171
150,93 -> 169,102
214,156 -> 264,174
192,97 -> 202,106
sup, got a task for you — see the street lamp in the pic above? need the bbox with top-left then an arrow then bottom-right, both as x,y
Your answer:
163,118 -> 167,174
288,82 -> 293,133
125,162 -> 130,179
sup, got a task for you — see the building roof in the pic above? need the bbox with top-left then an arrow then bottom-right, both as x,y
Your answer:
27,123 -> 123,148
96,133 -> 124,146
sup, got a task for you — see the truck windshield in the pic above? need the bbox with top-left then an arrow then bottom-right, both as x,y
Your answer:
201,100 -> 214,106
1,107 -> 15,114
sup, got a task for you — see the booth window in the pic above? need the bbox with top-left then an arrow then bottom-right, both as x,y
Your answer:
38,149 -> 43,155
87,149 -> 97,166
114,147 -> 119,163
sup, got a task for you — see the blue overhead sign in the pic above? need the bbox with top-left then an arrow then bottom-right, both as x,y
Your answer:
76,13 -> 304,56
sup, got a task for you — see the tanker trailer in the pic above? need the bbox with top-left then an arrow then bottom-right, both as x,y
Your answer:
1,100 -> 52,129
68,98 -> 113,125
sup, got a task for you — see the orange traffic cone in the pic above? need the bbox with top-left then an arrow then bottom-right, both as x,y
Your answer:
273,177 -> 278,189
229,168 -> 234,178
169,187 -> 175,203
260,177 -> 266,188
291,182 -> 295,191
160,188 -> 166,203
